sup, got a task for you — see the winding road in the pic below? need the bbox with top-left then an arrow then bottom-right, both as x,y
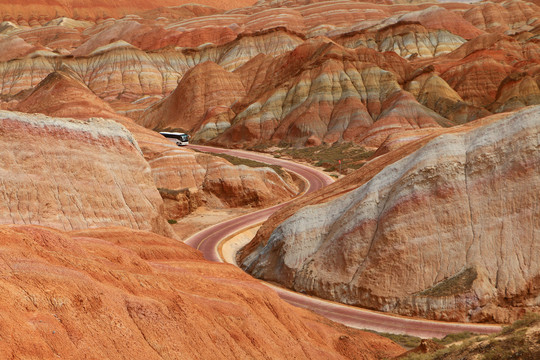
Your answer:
185,144 -> 501,339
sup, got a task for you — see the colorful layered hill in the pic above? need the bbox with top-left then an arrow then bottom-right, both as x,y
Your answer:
0,224 -> 404,359
137,0 -> 539,147
0,1 -> 538,356
0,0 -> 538,149
142,39 -> 450,148
239,106 -> 540,323
0,110 -> 176,238
10,70 -> 299,217
0,0 -> 256,21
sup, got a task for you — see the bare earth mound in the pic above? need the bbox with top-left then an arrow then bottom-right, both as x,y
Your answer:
240,106 -> 540,323
12,70 -> 299,217
0,0 -> 538,150
0,0 -> 256,20
0,224 -> 404,359
0,110 -> 175,238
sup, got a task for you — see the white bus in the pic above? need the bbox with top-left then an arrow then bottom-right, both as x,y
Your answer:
159,132 -> 189,146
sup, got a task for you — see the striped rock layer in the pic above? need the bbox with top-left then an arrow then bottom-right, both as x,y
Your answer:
0,0 -> 255,21
135,0 -> 539,147
0,1 -> 538,149
239,106 -> 540,323
0,225 -> 405,359
143,39 -> 451,148
0,110 -> 175,238
12,70 -> 299,217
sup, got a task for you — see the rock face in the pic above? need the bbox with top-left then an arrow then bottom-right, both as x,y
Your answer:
0,110 -> 175,238
133,0 -> 540,148
336,21 -> 468,59
463,0 -> 540,33
0,224 -> 404,359
140,61 -> 247,141
13,70 -> 299,217
405,72 -> 491,125
220,38 -> 450,148
0,0 -> 255,21
239,106 -> 540,323
0,21 -> 304,99
143,38 -> 449,148
0,0 -> 538,150
14,69 -> 121,119
149,148 -> 298,214
489,72 -> 540,113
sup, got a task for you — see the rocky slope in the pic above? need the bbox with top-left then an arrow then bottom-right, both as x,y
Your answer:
140,60 -> 247,140
0,110 -> 175,238
135,0 -> 540,147
239,106 -> 540,323
143,38 -> 451,148
0,224 -> 404,359
0,1 -> 538,150
398,313 -> 540,359
0,0 -> 255,21
12,70 -> 299,217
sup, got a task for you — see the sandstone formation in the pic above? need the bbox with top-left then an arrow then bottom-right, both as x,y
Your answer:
336,22 -> 468,59
140,61 -> 247,141
424,32 -> 540,109
0,224 -> 404,359
239,106 -> 540,323
0,1 -> 538,150
0,0 -> 255,21
134,0 -> 540,148
463,0 -> 540,33
142,38 -> 450,148
489,72 -> 540,113
0,27 -> 303,103
13,70 -> 299,217
225,38 -> 449,148
14,68 -> 121,119
148,145 -> 299,218
405,71 -> 491,124
0,110 -> 175,238
0,2 -> 538,357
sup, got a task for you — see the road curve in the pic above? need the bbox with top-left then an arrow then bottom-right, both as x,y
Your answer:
184,144 -> 333,261
185,144 -> 501,338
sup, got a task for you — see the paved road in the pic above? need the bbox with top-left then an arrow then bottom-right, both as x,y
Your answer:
185,144 -> 333,261
185,144 -> 501,338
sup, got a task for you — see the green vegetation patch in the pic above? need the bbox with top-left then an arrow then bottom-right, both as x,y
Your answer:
400,341 -> 474,360
418,267 -> 477,297
480,329 -> 536,360
433,331 -> 476,345
501,312 -> 540,335
366,331 -> 422,349
369,331 -> 476,351
274,142 -> 374,173
481,313 -> 540,360
399,313 -> 540,360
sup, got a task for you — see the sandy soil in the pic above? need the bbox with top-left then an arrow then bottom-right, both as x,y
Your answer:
171,206 -> 252,241
220,225 -> 261,265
